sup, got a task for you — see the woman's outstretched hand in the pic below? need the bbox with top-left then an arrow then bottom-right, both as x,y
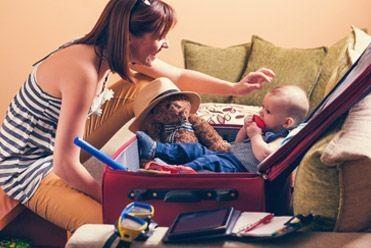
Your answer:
232,68 -> 275,96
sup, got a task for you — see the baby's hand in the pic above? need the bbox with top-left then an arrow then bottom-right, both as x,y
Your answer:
246,122 -> 262,138
243,116 -> 253,127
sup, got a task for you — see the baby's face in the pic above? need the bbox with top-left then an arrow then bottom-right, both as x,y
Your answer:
259,94 -> 291,131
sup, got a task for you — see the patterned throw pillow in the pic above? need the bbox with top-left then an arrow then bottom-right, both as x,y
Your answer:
233,36 -> 328,106
182,40 -> 251,103
196,103 -> 260,126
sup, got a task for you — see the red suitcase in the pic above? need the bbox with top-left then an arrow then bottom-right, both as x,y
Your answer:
102,126 -> 291,226
102,45 -> 370,226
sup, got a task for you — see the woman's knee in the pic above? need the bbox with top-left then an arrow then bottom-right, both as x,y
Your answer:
64,199 -> 102,232
25,173 -> 103,232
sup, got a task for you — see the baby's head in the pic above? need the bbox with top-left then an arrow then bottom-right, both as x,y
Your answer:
259,85 -> 309,131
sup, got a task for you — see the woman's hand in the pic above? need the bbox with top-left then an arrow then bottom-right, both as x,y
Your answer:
232,68 -> 275,96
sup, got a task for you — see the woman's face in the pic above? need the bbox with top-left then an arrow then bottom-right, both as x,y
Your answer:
130,32 -> 169,66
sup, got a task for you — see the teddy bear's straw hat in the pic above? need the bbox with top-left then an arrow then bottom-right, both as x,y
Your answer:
129,77 -> 201,132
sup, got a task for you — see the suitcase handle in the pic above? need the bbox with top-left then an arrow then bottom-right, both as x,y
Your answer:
128,189 -> 238,202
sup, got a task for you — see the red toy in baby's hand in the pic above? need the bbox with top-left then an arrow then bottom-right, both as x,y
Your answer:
252,114 -> 266,129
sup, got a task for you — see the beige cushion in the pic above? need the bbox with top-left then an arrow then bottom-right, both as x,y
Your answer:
322,94 -> 371,165
347,26 -> 371,64
182,39 -> 250,103
232,36 -> 327,106
324,26 -> 370,96
335,159 -> 371,232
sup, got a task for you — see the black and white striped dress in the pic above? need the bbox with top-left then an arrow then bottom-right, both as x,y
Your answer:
0,44 -> 112,204
0,64 -> 61,203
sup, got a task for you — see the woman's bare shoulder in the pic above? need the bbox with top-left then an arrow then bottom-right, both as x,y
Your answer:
36,44 -> 99,98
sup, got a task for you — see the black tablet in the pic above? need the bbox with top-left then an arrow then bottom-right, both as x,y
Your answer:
163,207 -> 240,243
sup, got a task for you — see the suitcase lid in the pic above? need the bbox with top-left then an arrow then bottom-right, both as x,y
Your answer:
259,44 -> 371,182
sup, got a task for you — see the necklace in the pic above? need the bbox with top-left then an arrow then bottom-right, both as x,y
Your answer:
89,71 -> 114,117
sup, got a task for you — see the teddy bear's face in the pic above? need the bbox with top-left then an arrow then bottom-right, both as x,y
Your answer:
151,95 -> 192,124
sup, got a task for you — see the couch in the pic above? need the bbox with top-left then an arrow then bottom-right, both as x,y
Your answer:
181,26 -> 371,232
1,26 -> 370,245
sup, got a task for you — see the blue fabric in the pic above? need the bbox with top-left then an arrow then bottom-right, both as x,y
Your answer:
155,142 -> 246,172
264,128 -> 289,143
136,131 -> 156,159
154,128 -> 289,173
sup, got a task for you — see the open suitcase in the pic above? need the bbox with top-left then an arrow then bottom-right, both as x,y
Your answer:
102,45 -> 371,226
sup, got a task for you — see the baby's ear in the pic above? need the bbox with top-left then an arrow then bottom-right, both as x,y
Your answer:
283,117 -> 296,129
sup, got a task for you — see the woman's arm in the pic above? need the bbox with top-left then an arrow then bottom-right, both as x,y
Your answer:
132,59 -> 274,96
52,62 -> 101,202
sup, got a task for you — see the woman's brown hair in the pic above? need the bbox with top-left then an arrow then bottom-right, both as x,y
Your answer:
76,0 -> 176,83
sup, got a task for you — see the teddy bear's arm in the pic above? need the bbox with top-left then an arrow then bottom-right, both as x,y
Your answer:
189,114 -> 231,152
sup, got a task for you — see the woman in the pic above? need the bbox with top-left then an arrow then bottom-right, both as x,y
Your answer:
0,0 -> 274,231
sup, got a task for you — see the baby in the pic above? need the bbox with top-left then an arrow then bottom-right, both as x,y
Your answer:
137,85 -> 310,173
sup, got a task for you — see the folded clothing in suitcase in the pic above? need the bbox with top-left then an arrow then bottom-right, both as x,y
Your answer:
102,45 -> 371,226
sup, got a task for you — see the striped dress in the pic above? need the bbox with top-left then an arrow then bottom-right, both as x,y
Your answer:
0,65 -> 61,203
0,45 -> 112,204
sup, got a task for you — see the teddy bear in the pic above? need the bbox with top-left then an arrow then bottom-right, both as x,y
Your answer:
142,94 -> 231,152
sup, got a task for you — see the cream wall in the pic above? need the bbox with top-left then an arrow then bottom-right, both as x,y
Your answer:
0,0 -> 370,121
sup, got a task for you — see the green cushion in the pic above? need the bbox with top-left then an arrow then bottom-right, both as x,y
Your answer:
293,125 -> 342,231
182,39 -> 250,103
310,35 -> 353,111
232,36 -> 328,106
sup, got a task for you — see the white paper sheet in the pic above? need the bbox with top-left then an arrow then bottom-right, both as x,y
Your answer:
233,212 -> 292,237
